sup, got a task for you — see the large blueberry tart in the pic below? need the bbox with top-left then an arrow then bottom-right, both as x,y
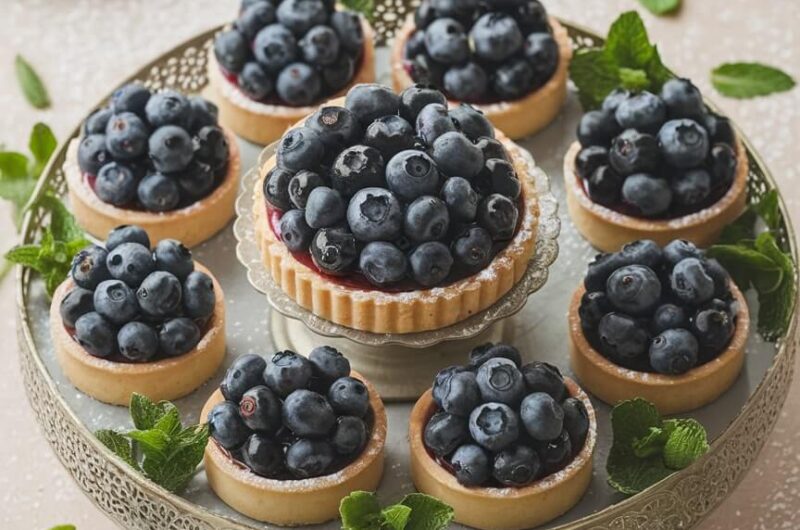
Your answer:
66,82 -> 241,247
208,0 -> 376,145
50,225 -> 225,405
201,347 -> 386,525
564,79 -> 748,252
391,0 -> 572,139
408,343 -> 596,530
568,239 -> 749,414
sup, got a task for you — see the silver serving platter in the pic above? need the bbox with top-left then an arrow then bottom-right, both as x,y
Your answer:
14,10 -> 799,530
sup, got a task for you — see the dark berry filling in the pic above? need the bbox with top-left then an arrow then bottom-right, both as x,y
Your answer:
574,80 -> 738,220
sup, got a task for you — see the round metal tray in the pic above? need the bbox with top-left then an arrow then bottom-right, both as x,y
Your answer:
15,8 -> 799,530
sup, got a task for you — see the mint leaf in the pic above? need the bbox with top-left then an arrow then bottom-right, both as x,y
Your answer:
639,0 -> 680,15
753,233 -> 796,340
381,504 -> 412,530
340,0 -> 374,20
609,398 -> 661,449
711,62 -> 796,99
95,429 -> 137,469
0,151 -> 29,179
15,55 -> 50,109
645,46 -> 673,89
29,123 -> 57,175
130,393 -> 175,430
340,491 -> 383,530
141,424 -> 208,493
153,405 -> 182,436
36,192 -> 85,241
48,525 -> 76,530
619,67 -> 650,91
662,419 -> 709,470
632,426 -> 668,458
401,493 -> 455,530
5,244 -> 44,270
569,49 -> 621,109
605,11 -> 656,70
753,190 -> 781,231
127,429 -> 171,455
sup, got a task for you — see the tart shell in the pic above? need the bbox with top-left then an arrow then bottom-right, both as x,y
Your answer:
50,262 -> 226,406
255,99 -> 539,334
408,378 -> 596,530
200,371 -> 387,526
563,138 -> 749,252
207,18 -> 376,146
390,16 -> 572,140
65,128 -> 241,248
568,281 -> 749,415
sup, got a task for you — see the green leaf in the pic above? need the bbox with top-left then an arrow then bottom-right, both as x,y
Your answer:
129,393 -> 175,430
14,55 -> 50,109
340,0 -> 374,20
36,192 -> 85,242
619,67 -> 650,91
604,11 -> 656,70
5,244 -> 43,270
153,405 -> 182,436
340,491 -> 383,530
141,425 -> 209,493
753,233 -> 796,340
127,428 -> 171,456
632,425 -> 668,458
95,429 -> 137,469
29,123 -> 57,175
718,209 -> 757,244
662,419 -> 709,470
711,62 -> 796,99
48,525 -> 76,530
645,46 -> 673,90
753,190 -> 781,230
638,0 -> 680,15
569,49 -> 621,109
607,453 -> 674,495
0,151 -> 29,179
401,493 -> 455,530
381,504 -> 412,530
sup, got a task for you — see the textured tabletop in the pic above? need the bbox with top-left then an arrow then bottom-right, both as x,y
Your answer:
0,0 -> 797,528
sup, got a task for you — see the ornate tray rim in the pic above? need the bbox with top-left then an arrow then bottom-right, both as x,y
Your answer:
14,18 -> 800,530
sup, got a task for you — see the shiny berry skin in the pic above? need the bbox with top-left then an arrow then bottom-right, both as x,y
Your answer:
175,160 -> 216,201
145,90 -> 191,128
118,321 -> 159,362
524,32 -> 559,85
308,345 -> 350,386
305,186 -> 346,229
208,401 -> 250,450
105,242 -> 153,287
609,129 -> 660,176
279,209 -> 314,252
586,165 -> 623,207
485,159 -> 520,200
443,62 -> 488,102
534,428 -> 572,473
663,239 -> 703,265
432,366 -> 468,407
409,241 -> 453,287
136,271 -> 182,318
451,225 -> 492,271
415,103 -> 456,145
672,168 -> 711,209
561,397 -> 590,453
149,125 -> 194,173
328,376 -> 370,417
154,239 -> 194,279
492,59 -> 535,100
305,106 -> 362,156
287,170 -> 325,209
660,78 -> 704,120
577,109 -> 620,148
652,303 -> 688,333
158,317 -> 201,357
71,245 -> 111,290
237,62 -> 273,100
704,113 -> 735,146
137,172 -> 180,212
493,444 -> 540,486
283,389 -> 336,437
110,82 -> 151,117
330,11 -> 364,54
606,265 -> 662,316
77,134 -> 111,175
331,145 -> 386,197
649,328 -> 698,375
105,112 -> 149,160
277,127 -> 324,172
436,370 -> 480,417
470,343 -> 522,368
385,150 -> 440,202
451,444 -> 491,486
615,91 -> 666,133
424,18 -> 469,64
441,177 -> 478,223
193,125 -> 229,171
475,137 -> 509,164
691,307 -> 734,355
521,361 -> 567,402
276,63 -> 322,106
310,226 -> 358,275
359,241 -> 408,286
578,291 -> 613,331
619,239 -> 664,268
477,194 -> 518,241
520,392 -> 563,441
450,104 -> 493,141
263,166 -> 294,211
404,196 -> 450,243
602,88 -> 630,113
94,279 -> 139,325
575,146 -> 609,180
470,13 -> 522,62
276,0 -> 327,36
84,107 -> 114,135
74,312 -> 117,358
347,187 -> 403,242
344,84 -> 401,128
242,434 -> 284,478
221,354 -> 267,402
363,115 -> 416,159
709,143 -> 737,188
214,29 -> 249,73
584,252 -> 630,292
515,0 -> 549,33
240,385 -> 282,433
332,416 -> 368,455
622,173 -> 672,217
253,24 -> 298,73
285,438 -> 335,478
670,257 -> 715,305
236,1 -> 275,40
182,270 -> 216,319
476,358 -> 525,406
469,402 -> 520,452
265,350 -> 312,397
598,312 -> 650,362
60,287 -> 95,328
399,85 -> 447,123
657,119 -> 709,169
424,411 -> 468,456
299,25 -> 340,66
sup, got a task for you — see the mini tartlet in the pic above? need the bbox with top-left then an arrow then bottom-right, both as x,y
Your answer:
202,350 -> 386,525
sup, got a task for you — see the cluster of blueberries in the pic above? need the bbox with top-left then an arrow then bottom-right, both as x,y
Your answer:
424,344 -> 590,488
575,78 -> 738,218
214,0 -> 364,106
77,82 -> 230,212
579,239 -> 737,375
60,225 -> 216,362
266,83 -> 522,288
404,0 -> 558,103
208,348 -> 372,479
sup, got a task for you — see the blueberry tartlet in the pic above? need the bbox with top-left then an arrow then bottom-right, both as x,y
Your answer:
409,343 -> 596,530
568,239 -> 749,414
255,83 -> 540,334
391,1 -> 572,139
564,79 -> 748,252
50,225 -> 225,405
208,0 -> 376,145
67,82 -> 241,247
201,347 -> 386,525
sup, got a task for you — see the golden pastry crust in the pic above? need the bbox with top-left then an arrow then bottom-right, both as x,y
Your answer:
50,262 -> 226,406
65,127 -> 241,248
390,16 -> 572,140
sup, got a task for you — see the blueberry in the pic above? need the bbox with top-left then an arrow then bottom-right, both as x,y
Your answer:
430,0 -> 479,22
443,62 -> 487,102
440,177 -> 478,223
106,242 -> 154,287
253,24 -> 298,73
385,150 -> 439,202
584,252 -> 629,292
470,13 -> 522,62
524,32 -> 559,85
137,271 -> 182,318
514,0 -> 550,33
263,166 -> 295,212
615,91 -> 666,133
305,106 -> 362,156
436,370 -> 480,417
305,186 -> 346,229
649,328 -> 699,375
110,82 -> 152,117
276,63 -> 322,106
469,402 -> 520,452
214,29 -> 249,73
705,258 -> 731,298
363,116 -> 416,159
620,239 -> 664,268
476,358 -> 525,406
477,194 -> 518,241
149,125 -> 193,173
237,62 -> 273,100
432,365 -> 467,407
332,416 -> 368,455
520,392 -> 563,441
660,78 -> 705,120
300,25 -> 340,66
242,434 -> 284,477
493,444 -> 540,486
310,227 -> 358,275
193,125 -> 230,171
663,239 -> 703,265
158,317 -> 201,357
286,438 -> 335,478
649,304 -> 685,334
601,88 -> 630,113
709,143 -> 737,188
606,264 -> 661,316
521,362 -> 567,402
208,401 -> 249,450
409,241 -> 453,287
470,343 -> 522,368
328,376 -> 370,417
137,172 -> 181,212
265,350 -> 312,396
308,345 -> 350,386
431,132 -> 484,180
283,389 -> 336,437
451,225 -> 492,271
331,145 -> 385,197
578,291 -> 612,331
475,136 -> 510,163
175,160 -> 216,201
77,134 -> 111,175
276,0 -> 327,36
424,18 -> 469,65
691,307 -> 734,355
424,411 -> 468,456
399,85 -> 447,123
84,107 -> 114,135
485,159 -> 521,200
60,287 -> 94,328
492,59 -> 535,100
609,129 -> 660,176
672,168 -> 711,209
359,242 -> 408,286
449,106 -> 493,143
575,146 -> 609,180
404,196 -> 450,243
240,385 -> 282,433
330,11 -> 364,55
221,353 -> 267,402
182,270 -> 216,319
597,312 -> 650,362
279,209 -> 314,252
93,279 -> 139,325
450,444 -> 491,486
106,225 -> 150,251
235,1 -> 275,40
416,103 -> 456,145
671,257 -> 715,305
117,321 -> 158,362
71,245 -> 111,289
104,112 -> 148,160
344,84 -> 401,129
287,171 -> 325,209
577,110 -> 620,148
657,119 -> 709,169
277,127 -> 325,172
75,312 -> 117,358
585,165 -> 623,207
704,113 -> 735,146
561,398 -> 590,453
153,239 -> 194,280
534,429 -> 572,473
347,187 -> 403,241
622,173 -> 672,217
414,0 -> 436,28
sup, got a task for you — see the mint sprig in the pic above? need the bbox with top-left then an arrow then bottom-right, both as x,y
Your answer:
340,491 -> 454,530
569,11 -> 672,109
340,0 -> 374,20
95,393 -> 209,494
638,0 -> 681,16
15,55 -> 50,109
711,62 -> 796,99
607,398 -> 709,495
